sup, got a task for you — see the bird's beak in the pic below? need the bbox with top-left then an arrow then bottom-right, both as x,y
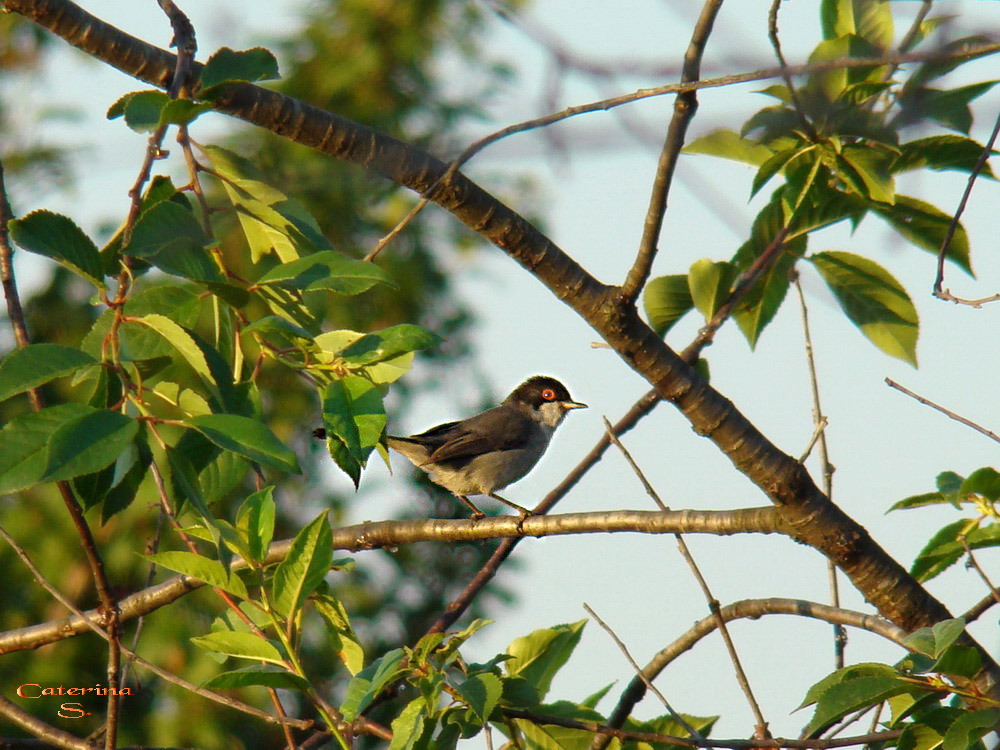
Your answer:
562,401 -> 588,410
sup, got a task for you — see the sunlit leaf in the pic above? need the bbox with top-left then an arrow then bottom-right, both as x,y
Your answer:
643,274 -> 694,336
186,414 -> 300,474
9,210 -> 106,288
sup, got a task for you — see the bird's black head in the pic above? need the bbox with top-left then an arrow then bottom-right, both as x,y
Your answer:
505,375 -> 583,410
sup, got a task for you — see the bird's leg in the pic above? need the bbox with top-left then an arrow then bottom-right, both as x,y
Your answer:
489,493 -> 534,517
455,494 -> 486,520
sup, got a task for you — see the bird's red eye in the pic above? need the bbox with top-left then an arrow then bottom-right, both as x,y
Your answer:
541,388 -> 556,401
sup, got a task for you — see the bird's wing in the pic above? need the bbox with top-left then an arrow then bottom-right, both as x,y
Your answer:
422,407 -> 534,463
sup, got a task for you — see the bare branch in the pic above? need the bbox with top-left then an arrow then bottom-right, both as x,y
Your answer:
620,0 -> 723,304
605,598 -> 910,731
933,107 -> 1000,305
885,378 -> 1000,444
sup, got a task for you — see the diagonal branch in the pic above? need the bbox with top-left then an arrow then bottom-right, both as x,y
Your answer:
620,0 -> 723,305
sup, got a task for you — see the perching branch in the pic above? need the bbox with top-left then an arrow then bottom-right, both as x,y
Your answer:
0,507 -> 786,655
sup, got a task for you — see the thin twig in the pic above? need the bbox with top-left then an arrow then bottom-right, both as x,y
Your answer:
960,537 -> 1000,606
600,420 -> 770,742
620,0 -> 723,304
963,590 -> 1000,623
767,0 -> 818,141
583,603 -> 703,740
794,277 -> 845,669
885,378 -> 1000,444
932,107 -> 1000,305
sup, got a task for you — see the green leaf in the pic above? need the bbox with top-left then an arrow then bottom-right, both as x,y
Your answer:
805,676 -> 915,735
871,196 -> 972,276
808,34 -> 884,101
321,434 -> 361,490
810,251 -> 918,365
838,146 -> 895,204
388,698 -> 428,750
241,315 -> 314,343
821,0 -> 893,50
512,700 -> 606,750
959,467 -> 1000,502
201,665 -> 308,692
682,129 -> 774,167
931,646 -> 981,679
314,593 -> 365,675
643,274 -> 694,336
271,510 -> 332,617
186,414 -> 300,474
255,250 -> 396,296
893,136 -> 996,180
917,82 -> 999,135
199,46 -> 280,90
125,200 -> 223,283
314,330 -> 414,385
159,98 -> 213,127
42,410 -> 139,482
751,146 -> 815,198
101,434 -> 153,522
505,620 -> 586,702
338,324 -> 439,367
340,648 -> 406,721
942,709 -> 1000,750
888,492 -> 951,512
8,210 -> 106,288
321,375 -> 386,470
147,551 -> 248,599
0,404 -> 93,493
107,90 -> 170,132
457,673 -> 502,723
236,487 -> 276,563
910,520 -> 973,582
687,259 -> 736,321
133,314 -> 216,384
0,344 -> 97,403
204,145 -> 330,263
191,630 -> 285,665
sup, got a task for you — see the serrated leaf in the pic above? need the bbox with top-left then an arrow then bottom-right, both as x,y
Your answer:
0,344 -> 97,403
338,324 -> 439,367
942,709 -> 1000,750
199,46 -> 280,90
314,330 -> 414,385
683,129 -> 774,167
800,663 -> 901,709
810,251 -> 918,365
271,510 -> 332,617
643,274 -> 694,336
191,630 -> 285,665
805,676 -> 914,735
0,404 -> 93,494
388,698 -> 427,750
236,487 -> 276,563
959,467 -> 1000,502
457,673 -> 502,723
513,700 -> 606,750
107,90 -> 170,132
918,82 -> 1000,135
204,145 -> 330,263
688,259 -> 736,321
241,315 -> 314,342
159,98 -> 213,127
42,410 -> 139,482
321,376 -> 386,469
888,492 -> 950,512
125,200 -> 223,283
505,620 -> 586,702
931,646 -> 981,679
147,551 -> 248,599
893,135 -> 996,179
752,146 -> 815,198
909,520 -> 973,582
186,414 -> 300,474
102,434 -> 153,522
256,250 -> 396,295
340,648 -> 406,721
821,0 -> 893,50
9,210 -> 106,288
839,146 -> 895,204
808,34 -> 884,101
201,665 -> 308,692
133,314 -> 215,383
314,593 -> 365,675
871,196 -> 972,276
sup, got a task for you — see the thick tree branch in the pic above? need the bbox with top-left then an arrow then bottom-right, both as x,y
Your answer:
0,508 -> 785,655
5,0 -> 999,699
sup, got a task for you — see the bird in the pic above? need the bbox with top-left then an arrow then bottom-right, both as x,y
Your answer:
388,375 -> 587,518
